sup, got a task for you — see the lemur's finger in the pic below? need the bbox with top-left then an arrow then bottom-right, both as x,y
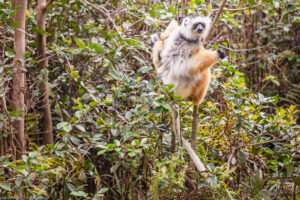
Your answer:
150,32 -> 161,44
217,50 -> 226,59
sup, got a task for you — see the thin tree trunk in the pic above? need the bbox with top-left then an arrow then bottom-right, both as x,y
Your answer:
37,0 -> 53,144
170,128 -> 176,153
191,105 -> 198,150
180,0 -> 187,16
12,0 -> 27,158
1,96 -> 15,159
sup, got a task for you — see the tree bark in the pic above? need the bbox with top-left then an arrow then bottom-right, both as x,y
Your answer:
191,105 -> 198,150
12,0 -> 27,158
37,0 -> 53,144
180,0 -> 187,16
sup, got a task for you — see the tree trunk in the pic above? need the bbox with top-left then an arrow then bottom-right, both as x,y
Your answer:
180,0 -> 187,16
37,0 -> 53,145
12,0 -> 27,158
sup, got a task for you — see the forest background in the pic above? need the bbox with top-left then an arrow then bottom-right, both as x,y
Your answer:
0,0 -> 299,199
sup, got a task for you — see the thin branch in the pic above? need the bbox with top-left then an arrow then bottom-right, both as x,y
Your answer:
81,0 -> 124,41
211,3 -> 262,12
1,97 -> 17,161
45,0 -> 53,9
204,0 -> 227,46
180,0 -> 187,16
237,138 -> 288,149
226,138 -> 288,170
191,105 -> 198,150
207,30 -> 224,47
219,44 -> 268,52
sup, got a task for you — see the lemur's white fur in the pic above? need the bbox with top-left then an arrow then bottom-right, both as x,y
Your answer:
158,16 -> 211,99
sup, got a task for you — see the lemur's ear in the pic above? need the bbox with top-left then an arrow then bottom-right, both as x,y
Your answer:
178,16 -> 185,24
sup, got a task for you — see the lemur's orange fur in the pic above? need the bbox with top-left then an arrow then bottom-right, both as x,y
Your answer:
152,19 -> 222,105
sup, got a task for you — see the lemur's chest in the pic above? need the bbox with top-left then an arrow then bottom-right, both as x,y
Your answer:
163,35 -> 200,62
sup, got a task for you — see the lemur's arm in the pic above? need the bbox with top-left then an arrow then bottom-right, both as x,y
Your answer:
152,20 -> 179,73
160,20 -> 178,40
189,49 -> 225,76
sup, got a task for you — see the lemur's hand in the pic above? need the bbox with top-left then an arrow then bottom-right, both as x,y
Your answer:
150,32 -> 161,46
217,50 -> 226,59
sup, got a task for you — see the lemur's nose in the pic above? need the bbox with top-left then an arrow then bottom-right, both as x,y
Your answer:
196,24 -> 203,33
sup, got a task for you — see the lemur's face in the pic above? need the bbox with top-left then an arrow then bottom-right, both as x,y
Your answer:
180,15 -> 211,39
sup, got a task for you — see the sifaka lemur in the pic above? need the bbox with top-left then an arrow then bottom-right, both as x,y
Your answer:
151,15 -> 226,105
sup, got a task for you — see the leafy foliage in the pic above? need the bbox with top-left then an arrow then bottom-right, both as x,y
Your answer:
0,0 -> 299,199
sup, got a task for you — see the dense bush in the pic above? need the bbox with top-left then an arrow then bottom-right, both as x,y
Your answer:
0,0 -> 299,199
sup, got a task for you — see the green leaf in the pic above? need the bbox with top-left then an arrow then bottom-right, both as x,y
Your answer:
75,38 -> 86,48
88,43 -> 103,53
98,188 -> 109,194
128,151 -> 136,157
63,124 -> 72,132
258,189 -> 273,200
57,122 -> 68,129
0,184 -> 11,191
97,149 -> 106,155
89,101 -> 97,107
11,21 -> 20,29
76,124 -> 85,132
270,96 -> 278,104
71,191 -> 88,197
33,27 -> 47,35
101,99 -> 112,105
5,50 -> 15,58
293,177 -> 300,186
251,172 -> 263,192
109,71 -> 122,80
248,0 -> 254,6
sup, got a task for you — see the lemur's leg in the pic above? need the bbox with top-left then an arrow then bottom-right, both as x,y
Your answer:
152,20 -> 179,74
192,69 -> 211,105
152,40 -> 164,74
189,49 -> 225,76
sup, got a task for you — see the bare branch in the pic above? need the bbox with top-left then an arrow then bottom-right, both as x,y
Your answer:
45,0 -> 54,9
211,3 -> 262,12
226,138 -> 288,170
81,0 -> 125,41
204,0 -> 227,46
219,44 -> 268,52
191,105 -> 198,150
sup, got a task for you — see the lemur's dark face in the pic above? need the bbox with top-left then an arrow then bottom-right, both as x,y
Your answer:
192,22 -> 206,33
180,15 -> 211,39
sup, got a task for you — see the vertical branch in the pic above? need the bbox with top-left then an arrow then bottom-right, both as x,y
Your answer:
191,0 -> 227,153
0,114 -> 4,156
180,0 -> 187,16
170,128 -> 176,153
12,0 -> 27,158
1,97 -> 14,158
190,105 -> 198,150
204,0 -> 227,46
37,0 -> 53,144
